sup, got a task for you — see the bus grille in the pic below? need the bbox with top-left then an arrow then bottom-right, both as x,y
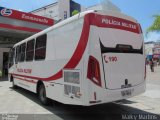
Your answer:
64,85 -> 80,98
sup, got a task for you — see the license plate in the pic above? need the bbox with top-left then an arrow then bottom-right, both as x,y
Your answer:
121,89 -> 133,97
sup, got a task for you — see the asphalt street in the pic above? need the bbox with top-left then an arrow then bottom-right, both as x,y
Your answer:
0,66 -> 159,120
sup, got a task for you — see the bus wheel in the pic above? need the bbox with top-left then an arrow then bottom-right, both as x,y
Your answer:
38,84 -> 49,105
12,77 -> 17,89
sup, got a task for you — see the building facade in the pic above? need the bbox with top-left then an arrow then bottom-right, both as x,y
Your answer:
153,40 -> 160,59
145,41 -> 160,60
30,0 -> 120,22
30,0 -> 85,22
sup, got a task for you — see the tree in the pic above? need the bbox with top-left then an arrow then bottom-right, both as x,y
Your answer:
72,10 -> 79,16
147,15 -> 160,34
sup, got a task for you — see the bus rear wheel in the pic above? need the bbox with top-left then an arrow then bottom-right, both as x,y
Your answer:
38,84 -> 50,105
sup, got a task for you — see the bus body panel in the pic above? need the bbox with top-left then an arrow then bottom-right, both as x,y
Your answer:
8,10 -> 146,106
84,13 -> 145,105
99,28 -> 145,90
87,80 -> 146,105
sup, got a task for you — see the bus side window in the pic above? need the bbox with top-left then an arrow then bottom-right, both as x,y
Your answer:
26,39 -> 35,61
35,34 -> 47,60
19,43 -> 26,62
15,46 -> 20,64
8,48 -> 15,67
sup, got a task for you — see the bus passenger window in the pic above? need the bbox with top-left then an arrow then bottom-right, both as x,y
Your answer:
19,43 -> 26,62
8,48 -> 15,67
35,34 -> 47,60
26,39 -> 35,61
15,46 -> 20,64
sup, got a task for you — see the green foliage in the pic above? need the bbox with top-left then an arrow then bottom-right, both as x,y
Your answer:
0,70 -> 2,77
147,15 -> 160,34
72,10 -> 79,16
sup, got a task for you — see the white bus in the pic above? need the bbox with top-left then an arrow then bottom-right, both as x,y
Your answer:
8,10 -> 146,106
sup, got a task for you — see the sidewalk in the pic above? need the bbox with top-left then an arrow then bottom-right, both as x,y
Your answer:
129,65 -> 160,114
146,65 -> 160,81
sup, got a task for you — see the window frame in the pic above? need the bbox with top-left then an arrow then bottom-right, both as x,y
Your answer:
19,43 -> 26,62
8,47 -> 15,67
15,46 -> 20,64
26,39 -> 35,62
35,34 -> 47,61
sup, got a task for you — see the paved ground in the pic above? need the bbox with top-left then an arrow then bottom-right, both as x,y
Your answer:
0,66 -> 160,120
123,66 -> 160,114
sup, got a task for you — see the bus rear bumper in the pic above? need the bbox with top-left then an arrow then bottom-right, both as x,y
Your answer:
88,81 -> 146,106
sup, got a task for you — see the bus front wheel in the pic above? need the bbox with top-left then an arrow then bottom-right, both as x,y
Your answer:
38,84 -> 50,105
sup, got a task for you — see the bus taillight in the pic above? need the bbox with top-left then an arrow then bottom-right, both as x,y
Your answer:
87,56 -> 102,87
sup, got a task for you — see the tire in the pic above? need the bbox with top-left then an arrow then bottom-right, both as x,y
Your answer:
38,84 -> 50,105
12,77 -> 17,89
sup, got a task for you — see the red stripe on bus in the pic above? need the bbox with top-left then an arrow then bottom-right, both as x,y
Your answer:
9,13 -> 141,82
9,13 -> 91,81
89,13 -> 141,34
49,13 -> 141,82
43,13 -> 91,81
0,23 -> 41,32
13,76 -> 37,84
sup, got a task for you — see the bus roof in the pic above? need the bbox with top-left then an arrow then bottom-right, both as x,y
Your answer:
14,10 -> 138,47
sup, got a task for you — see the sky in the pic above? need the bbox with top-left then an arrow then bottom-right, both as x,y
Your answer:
0,0 -> 160,41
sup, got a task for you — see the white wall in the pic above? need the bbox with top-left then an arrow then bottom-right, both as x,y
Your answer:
31,0 -> 121,22
87,1 -> 121,12
58,0 -> 70,20
31,3 -> 59,20
31,0 -> 86,21
31,0 -> 70,21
